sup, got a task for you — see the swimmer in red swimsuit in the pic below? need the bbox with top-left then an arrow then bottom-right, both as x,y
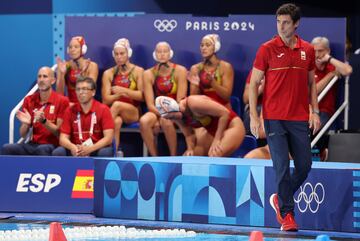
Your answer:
56,36 -> 99,104
102,38 -> 144,151
156,95 -> 245,157
188,34 -> 234,108
140,41 -> 187,156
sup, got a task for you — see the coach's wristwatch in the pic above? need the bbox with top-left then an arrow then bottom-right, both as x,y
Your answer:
312,109 -> 320,115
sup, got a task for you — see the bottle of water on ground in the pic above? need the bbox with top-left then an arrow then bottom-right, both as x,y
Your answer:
311,148 -> 320,162
116,148 -> 124,157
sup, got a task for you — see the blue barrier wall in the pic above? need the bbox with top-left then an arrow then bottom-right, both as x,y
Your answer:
94,156 -> 359,232
0,156 -> 94,213
0,154 -> 358,232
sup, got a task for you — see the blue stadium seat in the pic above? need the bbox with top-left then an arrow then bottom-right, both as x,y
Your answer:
121,121 -> 147,156
114,121 -> 140,157
123,122 -> 140,129
231,135 -> 257,158
230,96 -> 242,117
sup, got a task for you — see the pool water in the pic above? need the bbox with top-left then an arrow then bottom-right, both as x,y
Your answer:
0,223 -> 314,241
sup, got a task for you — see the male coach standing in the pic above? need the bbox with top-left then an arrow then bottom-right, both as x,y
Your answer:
249,3 -> 321,231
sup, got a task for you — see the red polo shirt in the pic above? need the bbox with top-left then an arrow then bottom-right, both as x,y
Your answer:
315,63 -> 336,115
23,90 -> 69,145
253,35 -> 315,121
60,99 -> 114,145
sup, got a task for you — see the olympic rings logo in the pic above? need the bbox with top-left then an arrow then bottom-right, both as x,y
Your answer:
294,182 -> 325,213
154,19 -> 178,32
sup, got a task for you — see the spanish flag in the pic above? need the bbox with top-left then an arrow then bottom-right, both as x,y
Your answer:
71,170 -> 94,199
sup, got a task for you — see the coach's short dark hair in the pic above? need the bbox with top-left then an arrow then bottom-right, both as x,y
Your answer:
276,3 -> 301,23
76,76 -> 96,90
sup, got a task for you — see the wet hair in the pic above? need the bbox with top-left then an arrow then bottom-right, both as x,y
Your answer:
311,36 -> 330,49
276,3 -> 301,23
76,76 -> 96,90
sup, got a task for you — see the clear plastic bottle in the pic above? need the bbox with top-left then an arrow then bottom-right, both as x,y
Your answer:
311,148 -> 320,162
116,149 -> 124,157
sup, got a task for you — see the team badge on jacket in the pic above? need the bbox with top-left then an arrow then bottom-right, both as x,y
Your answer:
300,50 -> 306,60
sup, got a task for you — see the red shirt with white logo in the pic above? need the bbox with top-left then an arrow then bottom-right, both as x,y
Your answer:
60,99 -> 114,145
253,35 -> 315,121
315,63 -> 336,115
23,91 -> 69,145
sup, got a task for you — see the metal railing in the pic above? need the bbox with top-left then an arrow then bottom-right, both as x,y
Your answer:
311,59 -> 354,148
311,75 -> 348,148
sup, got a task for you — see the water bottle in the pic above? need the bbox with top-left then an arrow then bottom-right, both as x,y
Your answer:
116,149 -> 124,157
311,148 -> 320,162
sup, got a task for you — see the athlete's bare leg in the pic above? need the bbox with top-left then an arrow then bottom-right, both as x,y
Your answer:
139,112 -> 159,156
111,101 -> 139,150
244,145 -> 271,159
217,118 -> 245,157
193,128 -> 213,156
160,117 -> 177,156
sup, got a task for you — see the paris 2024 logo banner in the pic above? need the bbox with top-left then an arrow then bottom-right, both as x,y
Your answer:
65,14 -> 345,99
